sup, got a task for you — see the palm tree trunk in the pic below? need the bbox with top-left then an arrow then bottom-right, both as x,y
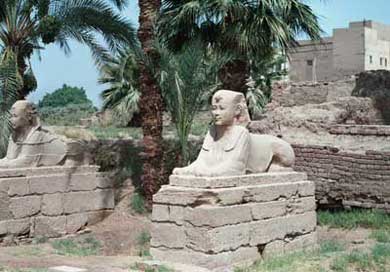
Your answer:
138,0 -> 164,206
218,59 -> 249,95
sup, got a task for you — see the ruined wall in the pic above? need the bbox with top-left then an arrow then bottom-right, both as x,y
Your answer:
270,78 -> 356,108
291,125 -> 390,211
0,166 -> 114,243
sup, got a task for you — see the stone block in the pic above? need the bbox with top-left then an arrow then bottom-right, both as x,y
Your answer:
169,172 -> 307,189
250,201 -> 287,220
33,216 -> 66,237
245,182 -> 299,202
152,205 -> 169,222
29,175 -> 68,194
9,196 -> 41,219
150,246 -> 260,270
153,186 -> 218,206
151,223 -> 186,249
95,174 -> 113,189
7,177 -> 29,196
7,218 -> 30,235
289,197 -> 316,214
68,174 -> 97,191
66,213 -> 88,233
0,221 -> 7,235
185,205 -> 252,227
284,231 -> 318,252
262,240 -> 285,258
186,223 -> 250,253
250,217 -> 287,246
42,194 -> 64,216
284,212 -> 317,235
169,205 -> 185,225
63,189 -> 114,214
298,181 -> 315,196
0,192 -> 12,220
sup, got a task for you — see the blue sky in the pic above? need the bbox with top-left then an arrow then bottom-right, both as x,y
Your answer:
29,0 -> 390,107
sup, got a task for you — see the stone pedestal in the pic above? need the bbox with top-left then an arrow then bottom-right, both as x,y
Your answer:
0,166 -> 114,240
151,172 -> 317,271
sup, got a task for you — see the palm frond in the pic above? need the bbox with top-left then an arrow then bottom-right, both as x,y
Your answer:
0,49 -> 22,155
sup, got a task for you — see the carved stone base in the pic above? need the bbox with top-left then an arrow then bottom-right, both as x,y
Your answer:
151,172 -> 317,271
0,166 -> 114,241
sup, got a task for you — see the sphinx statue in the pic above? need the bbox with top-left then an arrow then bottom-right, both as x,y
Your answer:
173,90 -> 295,177
0,100 -> 83,168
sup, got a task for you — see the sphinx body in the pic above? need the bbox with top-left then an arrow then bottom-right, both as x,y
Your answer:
0,100 -> 79,168
173,90 -> 295,177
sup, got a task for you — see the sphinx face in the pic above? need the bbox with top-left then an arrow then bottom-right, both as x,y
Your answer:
211,97 -> 236,126
10,105 -> 29,131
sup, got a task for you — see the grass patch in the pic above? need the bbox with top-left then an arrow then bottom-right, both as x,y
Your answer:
318,209 -> 390,229
319,240 -> 346,254
370,229 -> 390,243
235,250 -> 322,272
130,263 -> 173,272
131,193 -> 146,214
51,236 -> 101,256
137,231 -> 151,257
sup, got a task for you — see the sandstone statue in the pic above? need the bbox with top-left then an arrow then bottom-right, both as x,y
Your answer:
0,100 -> 83,168
173,90 -> 295,176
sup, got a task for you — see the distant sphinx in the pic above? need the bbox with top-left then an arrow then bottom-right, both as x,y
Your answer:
0,100 -> 83,168
173,90 -> 295,177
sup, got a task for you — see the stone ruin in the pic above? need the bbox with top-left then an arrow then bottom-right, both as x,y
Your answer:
0,101 -> 114,242
151,173 -> 317,270
251,71 -> 390,211
151,90 -> 317,270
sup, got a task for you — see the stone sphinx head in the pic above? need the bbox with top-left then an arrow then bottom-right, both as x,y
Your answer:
211,90 -> 250,127
10,100 -> 40,134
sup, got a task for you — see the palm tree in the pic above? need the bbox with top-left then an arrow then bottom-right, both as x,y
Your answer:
99,49 -> 140,125
137,0 -> 164,205
0,49 -> 22,156
159,0 -> 322,94
0,0 -> 136,98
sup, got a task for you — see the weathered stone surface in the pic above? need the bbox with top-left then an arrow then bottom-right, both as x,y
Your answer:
169,206 -> 185,225
185,205 -> 252,227
7,177 -> 29,196
284,231 -> 318,252
250,212 -> 316,246
29,175 -> 68,194
244,182 -> 299,202
289,197 -> 316,214
0,221 -> 7,235
42,194 -> 64,216
250,201 -> 287,220
9,196 -> 41,218
152,205 -> 170,222
150,246 -> 260,270
33,216 -> 66,237
262,240 -> 285,258
0,192 -> 12,220
186,223 -> 250,253
169,172 -> 306,189
7,218 -> 30,235
86,210 -> 113,225
66,213 -> 88,233
151,223 -> 186,249
63,189 -> 114,214
95,174 -> 112,189
68,174 -> 97,191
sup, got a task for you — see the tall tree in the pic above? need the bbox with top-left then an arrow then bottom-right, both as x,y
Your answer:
158,0 -> 322,94
0,0 -> 136,99
138,0 -> 164,205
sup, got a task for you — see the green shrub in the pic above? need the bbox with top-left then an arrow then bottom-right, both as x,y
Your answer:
51,236 -> 101,256
131,193 -> 146,214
